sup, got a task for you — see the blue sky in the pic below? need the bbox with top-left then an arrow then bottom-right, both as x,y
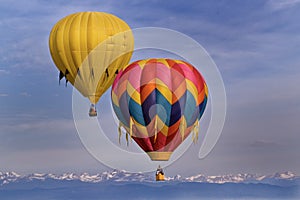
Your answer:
0,0 -> 300,176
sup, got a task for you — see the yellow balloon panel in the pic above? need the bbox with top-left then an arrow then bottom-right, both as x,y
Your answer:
49,12 -> 134,104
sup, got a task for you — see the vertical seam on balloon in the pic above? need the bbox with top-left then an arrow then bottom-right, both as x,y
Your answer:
143,59 -> 155,150
50,23 -> 67,79
162,59 -> 173,150
104,14 -> 116,89
126,60 -> 137,125
103,14 -> 127,93
68,14 -> 80,80
93,12 -> 106,102
63,14 -> 78,80
115,16 -> 131,77
153,74 -> 162,149
68,13 -> 87,97
76,12 -> 85,95
78,12 -> 91,99
92,12 -> 102,99
85,12 -> 92,97
112,73 -> 121,125
124,69 -> 133,139
116,30 -> 133,85
51,22 -> 62,71
96,13 -> 109,95
174,61 -> 187,144
58,14 -> 74,84
113,15 -> 126,80
60,16 -> 75,83
154,60 -> 158,145
114,71 -> 129,129
136,60 -> 154,151
92,12 -> 103,103
69,13 -> 86,97
79,12 -> 88,98
55,17 -> 73,82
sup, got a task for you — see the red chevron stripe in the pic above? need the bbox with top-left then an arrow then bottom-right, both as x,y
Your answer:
134,124 -> 194,152
166,59 -> 177,68
182,61 -> 206,93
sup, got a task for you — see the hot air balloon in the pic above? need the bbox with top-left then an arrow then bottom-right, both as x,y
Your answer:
111,59 -> 208,161
49,12 -> 134,116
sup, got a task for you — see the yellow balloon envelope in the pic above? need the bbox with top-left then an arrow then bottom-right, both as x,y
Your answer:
49,12 -> 134,109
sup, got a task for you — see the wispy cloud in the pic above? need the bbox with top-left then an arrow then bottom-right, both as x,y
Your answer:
267,0 -> 300,10
0,118 -> 79,151
0,93 -> 8,97
0,69 -> 10,75
19,92 -> 31,97
0,1 -> 112,72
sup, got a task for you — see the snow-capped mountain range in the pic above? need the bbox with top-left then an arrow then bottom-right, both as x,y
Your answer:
0,170 -> 298,186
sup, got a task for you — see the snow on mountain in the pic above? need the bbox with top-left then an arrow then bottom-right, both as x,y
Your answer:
0,170 -> 154,186
182,171 -> 299,186
0,170 -> 298,186
269,171 -> 296,179
166,171 -> 298,185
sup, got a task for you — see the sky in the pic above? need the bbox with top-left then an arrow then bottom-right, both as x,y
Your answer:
0,0 -> 300,176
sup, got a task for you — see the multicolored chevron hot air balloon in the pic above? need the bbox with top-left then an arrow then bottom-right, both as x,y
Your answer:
111,59 -> 208,161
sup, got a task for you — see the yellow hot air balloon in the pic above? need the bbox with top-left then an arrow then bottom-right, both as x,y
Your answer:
49,12 -> 134,116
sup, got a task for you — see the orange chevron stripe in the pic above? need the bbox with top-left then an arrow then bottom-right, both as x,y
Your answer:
173,81 -> 186,103
198,88 -> 206,105
166,119 -> 181,136
145,58 -> 158,65
140,83 -> 156,103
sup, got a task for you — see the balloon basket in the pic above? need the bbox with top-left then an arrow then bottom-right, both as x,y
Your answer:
89,104 -> 97,117
147,152 -> 172,161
